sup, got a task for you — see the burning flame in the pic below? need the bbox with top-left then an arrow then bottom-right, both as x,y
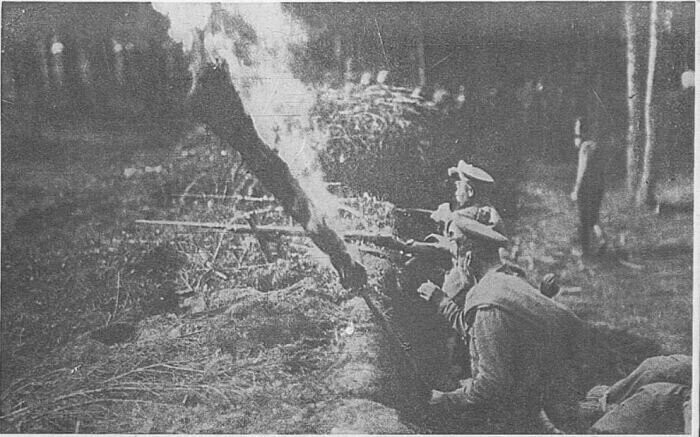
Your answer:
153,2 -> 341,221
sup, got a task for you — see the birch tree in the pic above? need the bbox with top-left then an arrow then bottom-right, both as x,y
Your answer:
624,2 -> 642,196
636,1 -> 658,207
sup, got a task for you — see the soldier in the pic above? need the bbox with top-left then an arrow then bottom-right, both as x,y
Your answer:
570,115 -> 608,256
579,354 -> 691,434
423,161 -> 504,378
417,215 -> 585,433
431,160 -> 502,233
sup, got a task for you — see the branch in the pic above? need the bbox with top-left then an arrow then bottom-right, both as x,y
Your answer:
135,219 -> 306,236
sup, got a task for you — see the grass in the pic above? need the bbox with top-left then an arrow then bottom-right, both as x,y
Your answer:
513,160 -> 692,356
0,119 -> 693,433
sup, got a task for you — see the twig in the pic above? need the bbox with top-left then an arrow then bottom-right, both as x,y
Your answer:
373,17 -> 389,67
107,271 -> 121,326
211,231 -> 226,264
177,330 -> 206,339
104,362 -> 184,383
0,406 -> 28,420
135,219 -> 306,236
618,259 -> 644,270
180,173 -> 207,201
267,277 -> 315,295
201,385 -> 233,407
231,262 -> 276,271
174,193 -> 275,202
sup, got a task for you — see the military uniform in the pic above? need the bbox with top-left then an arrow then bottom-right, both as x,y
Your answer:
431,265 -> 585,433
431,160 -> 503,235
584,355 -> 692,434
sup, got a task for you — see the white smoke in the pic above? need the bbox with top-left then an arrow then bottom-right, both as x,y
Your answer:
152,3 -> 211,52
153,2 -> 340,219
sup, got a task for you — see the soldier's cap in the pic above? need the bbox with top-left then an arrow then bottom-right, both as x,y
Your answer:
446,215 -> 508,246
447,160 -> 494,183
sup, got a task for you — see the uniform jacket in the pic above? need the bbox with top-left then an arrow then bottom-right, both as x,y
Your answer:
435,267 -> 585,429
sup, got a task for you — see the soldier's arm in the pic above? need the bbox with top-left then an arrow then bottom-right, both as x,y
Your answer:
434,266 -> 475,334
441,307 -> 515,408
436,294 -> 471,335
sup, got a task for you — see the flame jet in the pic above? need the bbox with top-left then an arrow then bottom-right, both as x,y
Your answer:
153,3 -> 365,288
151,5 -> 431,385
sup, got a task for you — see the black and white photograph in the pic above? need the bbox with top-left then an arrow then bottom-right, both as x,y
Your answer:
0,1 -> 695,434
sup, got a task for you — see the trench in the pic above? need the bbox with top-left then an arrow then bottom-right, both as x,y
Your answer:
316,252 -> 468,434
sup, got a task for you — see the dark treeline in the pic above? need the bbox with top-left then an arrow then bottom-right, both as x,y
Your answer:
1,2 -> 694,176
290,2 -> 693,161
1,2 -> 190,131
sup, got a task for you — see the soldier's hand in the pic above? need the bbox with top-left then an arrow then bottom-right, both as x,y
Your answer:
417,281 -> 441,302
570,190 -> 578,202
429,389 -> 446,405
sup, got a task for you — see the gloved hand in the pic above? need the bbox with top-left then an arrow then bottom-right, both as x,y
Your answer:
430,202 -> 453,224
417,280 -> 441,302
570,190 -> 578,202
429,389 -> 446,405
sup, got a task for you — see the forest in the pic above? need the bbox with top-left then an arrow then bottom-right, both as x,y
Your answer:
1,2 -> 694,434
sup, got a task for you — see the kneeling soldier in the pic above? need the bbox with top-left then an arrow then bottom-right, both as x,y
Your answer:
418,215 -> 584,433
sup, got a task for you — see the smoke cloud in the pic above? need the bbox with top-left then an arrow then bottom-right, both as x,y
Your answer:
153,2 -> 341,221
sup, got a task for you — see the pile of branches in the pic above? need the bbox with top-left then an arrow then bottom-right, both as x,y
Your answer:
312,83 -> 463,208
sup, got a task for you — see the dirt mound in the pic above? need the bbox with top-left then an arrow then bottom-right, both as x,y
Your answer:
323,398 -> 416,434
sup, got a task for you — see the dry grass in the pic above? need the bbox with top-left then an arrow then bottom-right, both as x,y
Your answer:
1,119 -> 692,434
1,121 -> 399,433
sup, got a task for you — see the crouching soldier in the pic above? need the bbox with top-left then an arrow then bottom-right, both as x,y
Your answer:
579,354 -> 692,434
417,215 -> 585,433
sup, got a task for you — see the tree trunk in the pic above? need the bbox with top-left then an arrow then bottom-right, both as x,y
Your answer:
77,45 -> 96,112
624,2 -> 642,197
112,39 -> 125,87
49,35 -> 65,90
1,54 -> 16,103
36,37 -> 50,110
415,27 -> 426,87
333,34 -> 343,83
636,1 -> 658,207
